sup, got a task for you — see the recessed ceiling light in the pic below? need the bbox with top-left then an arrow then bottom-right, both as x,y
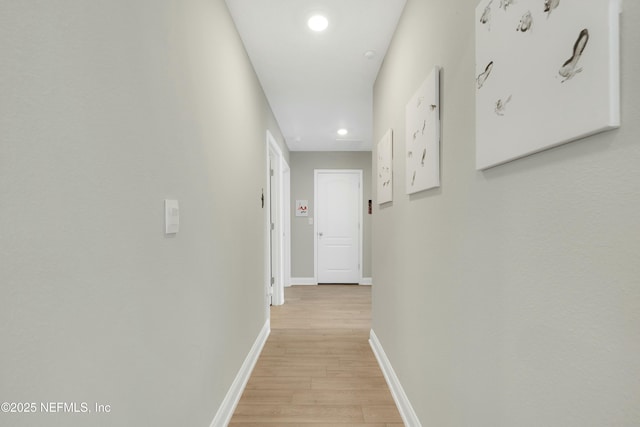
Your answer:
308,15 -> 329,32
337,128 -> 348,136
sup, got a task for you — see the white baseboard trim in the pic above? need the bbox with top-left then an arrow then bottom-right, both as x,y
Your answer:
290,277 -> 317,285
210,320 -> 270,427
369,329 -> 421,427
290,278 -> 371,285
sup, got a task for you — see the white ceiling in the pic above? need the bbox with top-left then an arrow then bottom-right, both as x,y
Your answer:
225,0 -> 406,151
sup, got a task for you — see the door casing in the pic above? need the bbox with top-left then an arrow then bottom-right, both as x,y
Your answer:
266,131 -> 288,308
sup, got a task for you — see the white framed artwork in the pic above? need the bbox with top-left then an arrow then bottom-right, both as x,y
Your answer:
406,66 -> 441,194
475,0 -> 621,170
295,200 -> 308,217
377,129 -> 393,204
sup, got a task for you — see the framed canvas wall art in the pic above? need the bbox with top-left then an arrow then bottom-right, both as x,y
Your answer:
377,129 -> 393,204
475,0 -> 621,170
406,66 -> 441,194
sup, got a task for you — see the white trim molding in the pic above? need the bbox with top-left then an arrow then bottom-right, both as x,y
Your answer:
359,277 -> 372,285
290,277 -> 317,286
210,320 -> 270,427
266,130 -> 285,307
369,329 -> 422,427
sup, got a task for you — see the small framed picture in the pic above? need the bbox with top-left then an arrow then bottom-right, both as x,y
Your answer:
296,200 -> 309,217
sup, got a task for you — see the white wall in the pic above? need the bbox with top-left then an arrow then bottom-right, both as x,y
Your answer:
372,1 -> 640,426
0,1 -> 287,426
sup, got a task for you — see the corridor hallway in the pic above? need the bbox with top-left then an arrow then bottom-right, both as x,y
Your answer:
230,285 -> 404,426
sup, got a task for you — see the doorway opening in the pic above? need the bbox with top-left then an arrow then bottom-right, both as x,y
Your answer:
266,131 -> 290,308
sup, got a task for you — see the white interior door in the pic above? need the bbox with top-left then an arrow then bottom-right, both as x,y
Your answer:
315,170 -> 362,284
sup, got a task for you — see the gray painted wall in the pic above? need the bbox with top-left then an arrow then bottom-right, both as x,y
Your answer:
290,152 -> 372,279
0,1 -> 287,426
372,1 -> 640,426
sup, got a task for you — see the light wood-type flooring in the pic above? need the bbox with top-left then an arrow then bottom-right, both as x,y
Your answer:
229,285 -> 404,426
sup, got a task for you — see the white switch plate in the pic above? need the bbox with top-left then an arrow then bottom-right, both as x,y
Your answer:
308,217 -> 313,225
165,200 -> 179,234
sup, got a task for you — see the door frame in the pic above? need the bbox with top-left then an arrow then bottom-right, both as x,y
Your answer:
283,165 -> 291,288
266,130 -> 288,307
313,169 -> 363,284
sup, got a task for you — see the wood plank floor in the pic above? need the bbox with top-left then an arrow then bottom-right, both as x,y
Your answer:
229,285 -> 404,426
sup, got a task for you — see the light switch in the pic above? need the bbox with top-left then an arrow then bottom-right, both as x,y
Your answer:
308,217 -> 313,225
165,199 -> 179,234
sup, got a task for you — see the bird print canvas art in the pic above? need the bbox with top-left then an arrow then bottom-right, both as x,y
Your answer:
377,129 -> 393,204
405,66 -> 440,194
475,0 -> 621,170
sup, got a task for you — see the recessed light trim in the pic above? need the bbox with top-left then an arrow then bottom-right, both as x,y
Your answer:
308,14 -> 329,32
337,128 -> 348,136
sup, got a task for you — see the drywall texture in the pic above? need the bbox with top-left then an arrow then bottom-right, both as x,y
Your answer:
0,1 -> 287,426
372,1 -> 640,426
290,152 -> 372,280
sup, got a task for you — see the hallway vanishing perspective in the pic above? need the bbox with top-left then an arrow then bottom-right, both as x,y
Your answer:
230,285 -> 403,425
